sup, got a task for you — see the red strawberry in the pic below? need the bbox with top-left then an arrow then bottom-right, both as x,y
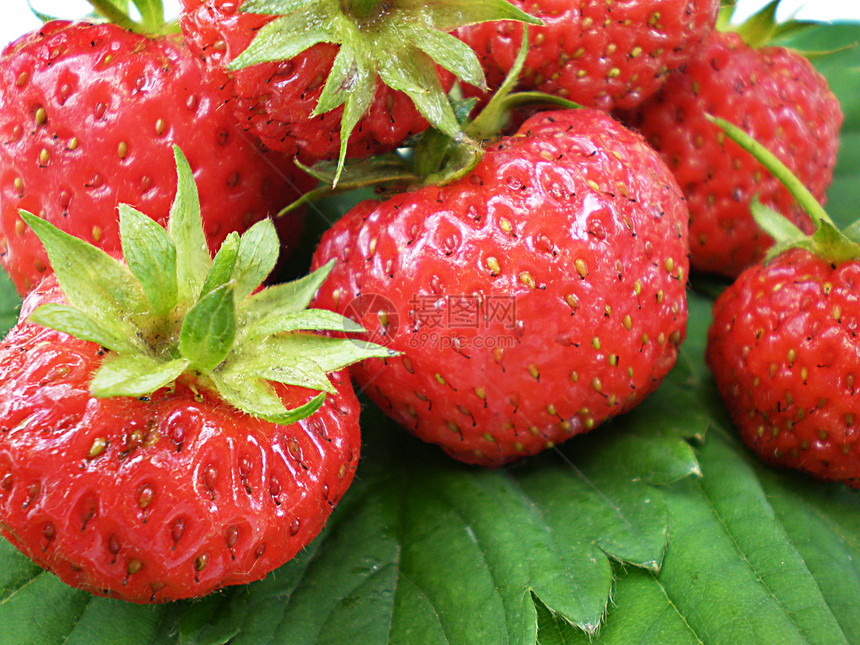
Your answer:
456,0 -> 720,111
311,109 -> 689,467
0,19 -> 315,295
626,29 -> 842,277
704,116 -> 860,487
0,150 -> 391,602
178,0 -> 539,177
707,248 -> 860,486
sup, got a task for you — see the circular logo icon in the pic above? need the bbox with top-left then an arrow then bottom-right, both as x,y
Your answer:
342,293 -> 401,347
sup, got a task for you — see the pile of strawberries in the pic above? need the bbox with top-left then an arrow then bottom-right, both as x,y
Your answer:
0,0 -> 850,607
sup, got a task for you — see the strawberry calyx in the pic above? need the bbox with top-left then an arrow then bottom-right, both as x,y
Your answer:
278,27 -> 580,210
710,114 -> 860,265
81,0 -> 179,35
718,0 -> 821,51
228,0 -> 542,186
20,147 -> 395,424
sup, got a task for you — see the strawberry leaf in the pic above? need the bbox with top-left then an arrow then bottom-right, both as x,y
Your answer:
168,148 -> 211,304
20,211 -> 147,338
232,219 -> 280,301
240,260 -> 337,323
200,233 -> 240,297
91,355 -> 191,398
208,369 -> 327,425
179,283 -> 236,370
119,203 -> 178,317
27,303 -> 139,355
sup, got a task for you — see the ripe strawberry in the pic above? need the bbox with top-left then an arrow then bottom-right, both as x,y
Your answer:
707,248 -> 860,486
706,115 -> 860,487
626,29 -> 842,277
456,0 -> 720,111
178,0 -> 539,177
311,109 -> 689,467
0,19 -> 315,295
0,150 -> 391,602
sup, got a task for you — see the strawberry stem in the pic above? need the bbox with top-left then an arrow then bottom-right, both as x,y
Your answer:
707,114 -> 834,229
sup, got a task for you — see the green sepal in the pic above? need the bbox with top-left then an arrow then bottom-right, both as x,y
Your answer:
808,221 -> 860,265
168,148 -> 211,304
728,0 -> 818,50
209,368 -> 327,425
411,0 -> 543,32
232,219 -> 280,301
247,332 -> 396,373
28,303 -> 140,355
180,283 -> 237,371
240,260 -> 337,325
229,345 -> 339,393
26,0 -> 62,23
379,49 -> 463,142
91,355 -> 190,398
404,25 -> 487,90
751,198 -> 809,263
232,0 -> 538,186
20,211 -> 146,338
119,204 -> 178,317
228,13 -> 333,69
238,309 -> 366,342
239,0 -> 315,15
316,28 -> 376,187
200,233 -> 240,297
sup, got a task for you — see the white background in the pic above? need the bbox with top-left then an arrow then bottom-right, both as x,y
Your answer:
0,0 -> 859,49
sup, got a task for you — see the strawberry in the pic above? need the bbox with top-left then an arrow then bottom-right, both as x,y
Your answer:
0,17 -> 315,295
310,108 -> 689,467
625,28 -> 842,277
456,0 -> 720,112
706,116 -> 860,487
0,149 -> 392,602
178,0 -> 540,180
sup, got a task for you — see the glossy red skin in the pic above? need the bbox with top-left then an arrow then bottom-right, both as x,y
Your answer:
627,31 -> 842,277
457,0 -> 720,111
707,249 -> 860,487
0,277 -> 361,602
311,109 -> 688,467
179,0 -> 452,163
0,21 -> 315,296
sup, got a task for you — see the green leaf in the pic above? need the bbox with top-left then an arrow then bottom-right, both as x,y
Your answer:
235,333 -> 395,373
179,283 -> 236,370
239,260 -> 336,325
404,24 -> 487,89
238,308 -> 365,342
250,355 -> 339,394
379,49 -> 463,141
168,147 -> 211,304
28,303 -> 139,355
209,368 -> 327,425
200,232 -> 240,297
3,18 -> 860,645
228,14 -> 332,69
239,0 -> 320,17
20,211 -> 146,336
119,204 -> 178,317
408,0 -> 543,31
232,219 -> 280,301
90,355 -> 190,398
